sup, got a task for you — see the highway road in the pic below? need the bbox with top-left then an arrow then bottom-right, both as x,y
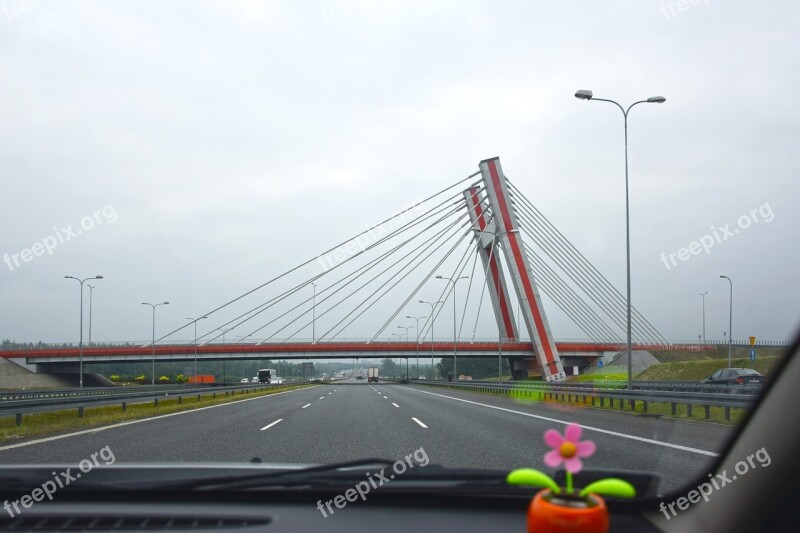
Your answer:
0,378 -> 735,493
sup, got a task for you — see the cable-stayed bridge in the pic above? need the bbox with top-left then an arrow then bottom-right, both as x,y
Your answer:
3,157 -> 679,381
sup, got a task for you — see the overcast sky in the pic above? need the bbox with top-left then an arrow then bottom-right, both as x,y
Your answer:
1,0 -> 798,346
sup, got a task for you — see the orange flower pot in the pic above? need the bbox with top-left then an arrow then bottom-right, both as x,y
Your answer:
527,489 -> 609,533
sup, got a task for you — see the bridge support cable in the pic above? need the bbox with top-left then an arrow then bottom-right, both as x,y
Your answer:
525,244 -> 619,342
273,211 -> 471,343
196,190 -> 475,344
507,180 -> 668,345
509,186 -> 656,342
155,173 -> 482,344
509,188 -> 667,345
236,204 -> 471,343
345,220 -> 478,343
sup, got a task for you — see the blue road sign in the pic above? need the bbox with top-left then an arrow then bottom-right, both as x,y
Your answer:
750,348 -> 756,361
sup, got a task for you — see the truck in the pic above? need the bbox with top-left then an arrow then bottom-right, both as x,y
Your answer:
367,367 -> 379,383
257,368 -> 275,384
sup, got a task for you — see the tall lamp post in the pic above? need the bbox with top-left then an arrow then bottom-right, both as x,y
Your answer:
397,325 -> 414,379
311,282 -> 317,343
436,275 -> 469,380
699,292 -> 708,345
406,315 -> 426,378
720,276 -> 733,367
575,89 -> 666,390
419,300 -> 443,379
87,284 -> 96,345
64,275 -> 103,388
186,316 -> 207,383
142,301 -> 169,385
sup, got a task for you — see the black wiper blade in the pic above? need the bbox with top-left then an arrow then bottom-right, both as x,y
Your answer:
122,458 -> 397,492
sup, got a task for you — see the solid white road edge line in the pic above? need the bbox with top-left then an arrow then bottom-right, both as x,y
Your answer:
400,386 -> 718,457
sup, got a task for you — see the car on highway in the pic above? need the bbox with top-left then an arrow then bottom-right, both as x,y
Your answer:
355,375 -> 363,380
251,376 -> 258,383
701,368 -> 767,386
418,375 -> 426,380
240,378 -> 249,383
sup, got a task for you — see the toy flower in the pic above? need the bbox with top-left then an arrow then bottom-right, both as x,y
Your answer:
544,423 -> 596,474
506,422 -> 635,499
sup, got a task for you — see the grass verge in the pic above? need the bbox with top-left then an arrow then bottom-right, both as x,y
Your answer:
0,384 -> 311,444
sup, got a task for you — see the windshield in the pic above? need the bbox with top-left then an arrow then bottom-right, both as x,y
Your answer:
0,0 -> 797,507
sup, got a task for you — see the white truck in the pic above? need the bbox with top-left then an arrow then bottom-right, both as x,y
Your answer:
367,367 -> 379,383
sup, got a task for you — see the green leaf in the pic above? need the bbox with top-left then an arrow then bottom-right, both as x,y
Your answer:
579,478 -> 636,499
506,468 -> 560,493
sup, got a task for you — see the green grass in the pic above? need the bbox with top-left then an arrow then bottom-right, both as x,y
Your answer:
635,356 -> 782,381
0,384 -> 311,443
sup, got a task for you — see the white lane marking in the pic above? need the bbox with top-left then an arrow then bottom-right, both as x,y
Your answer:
0,385 -> 321,452
260,419 -> 283,431
328,392 -> 332,395
400,387 -> 717,457
383,396 -> 388,399
319,396 -> 325,400
302,403 -> 312,409
392,403 -> 400,408
412,417 -> 428,429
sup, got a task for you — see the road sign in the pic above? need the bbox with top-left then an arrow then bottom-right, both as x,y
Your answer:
749,336 -> 756,346
598,360 -> 603,368
750,348 -> 756,361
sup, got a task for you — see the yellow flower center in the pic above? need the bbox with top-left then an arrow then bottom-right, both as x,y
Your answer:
560,442 -> 577,458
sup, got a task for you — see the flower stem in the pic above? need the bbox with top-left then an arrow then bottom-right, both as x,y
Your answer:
566,471 -> 573,494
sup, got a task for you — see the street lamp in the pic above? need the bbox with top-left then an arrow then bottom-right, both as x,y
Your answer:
699,292 -> 708,345
720,276 -> 733,367
436,275 -> 469,380
406,315 -> 426,378
397,325 -> 414,379
64,275 -> 103,388
186,316 -> 208,383
472,227 -> 519,382
419,300 -> 444,379
575,89 -> 666,390
87,285 -> 96,345
142,301 -> 169,385
311,282 -> 317,343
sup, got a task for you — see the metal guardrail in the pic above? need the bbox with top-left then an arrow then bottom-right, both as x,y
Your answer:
0,382 -> 303,423
403,380 -> 758,422
459,379 -> 761,395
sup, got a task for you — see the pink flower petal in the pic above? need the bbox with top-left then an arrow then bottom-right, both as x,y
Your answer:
564,423 -> 582,443
564,457 -> 583,474
544,449 -> 564,468
577,440 -> 596,458
544,429 -> 564,449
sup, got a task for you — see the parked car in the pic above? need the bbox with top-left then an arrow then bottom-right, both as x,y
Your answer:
702,368 -> 767,385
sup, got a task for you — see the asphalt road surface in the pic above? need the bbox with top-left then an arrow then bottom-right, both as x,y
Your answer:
0,379 -> 734,493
